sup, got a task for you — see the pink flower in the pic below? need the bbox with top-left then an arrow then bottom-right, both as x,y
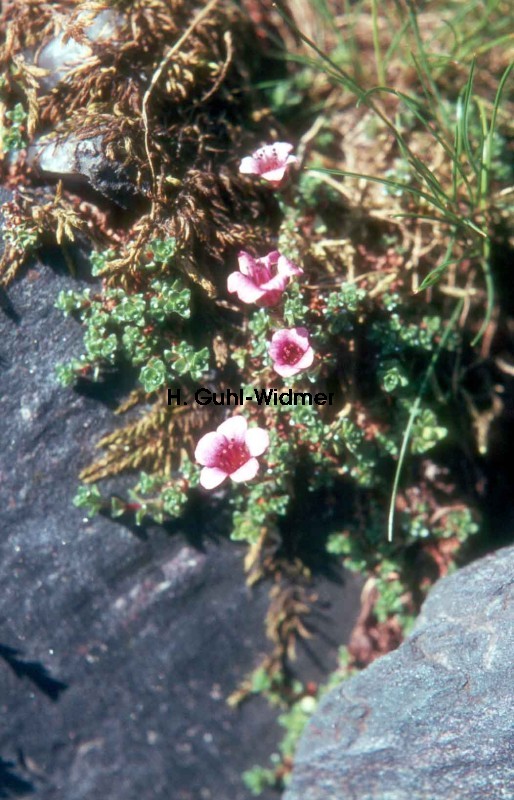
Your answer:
195,416 -> 269,490
227,250 -> 303,307
239,143 -> 298,186
269,327 -> 314,377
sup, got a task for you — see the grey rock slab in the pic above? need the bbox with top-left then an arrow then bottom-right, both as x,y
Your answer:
0,259 -> 278,800
285,546 -> 514,800
0,257 -> 361,799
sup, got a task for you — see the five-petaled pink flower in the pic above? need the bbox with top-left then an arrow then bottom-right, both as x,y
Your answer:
239,143 -> 298,187
269,327 -> 314,377
195,416 -> 269,490
227,250 -> 303,307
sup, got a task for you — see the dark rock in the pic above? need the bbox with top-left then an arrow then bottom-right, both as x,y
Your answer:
0,258 -> 361,799
27,134 -> 141,207
285,546 -> 514,800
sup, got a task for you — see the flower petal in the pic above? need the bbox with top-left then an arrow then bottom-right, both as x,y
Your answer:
255,291 -> 283,308
227,272 -> 266,304
268,343 -> 283,362
230,457 -> 260,483
295,346 -> 315,371
237,251 -> 257,276
291,326 -> 310,345
260,166 -> 288,184
217,415 -> 248,443
272,361 -> 303,378
270,327 -> 295,346
245,427 -> 270,457
256,290 -> 283,307
261,251 -> 280,269
200,466 -> 228,490
239,156 -> 259,175
277,255 -> 303,277
259,273 -> 289,293
195,431 -> 226,467
273,142 -> 295,160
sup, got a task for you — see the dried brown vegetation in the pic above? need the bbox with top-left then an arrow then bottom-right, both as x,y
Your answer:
0,0 -> 284,286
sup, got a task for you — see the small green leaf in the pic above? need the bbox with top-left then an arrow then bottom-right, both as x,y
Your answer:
139,358 -> 167,392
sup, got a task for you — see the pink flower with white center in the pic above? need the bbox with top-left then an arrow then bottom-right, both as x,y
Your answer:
239,143 -> 298,187
269,327 -> 314,377
227,250 -> 303,307
194,416 -> 269,490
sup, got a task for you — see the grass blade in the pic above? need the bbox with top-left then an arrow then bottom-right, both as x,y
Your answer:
387,299 -> 464,541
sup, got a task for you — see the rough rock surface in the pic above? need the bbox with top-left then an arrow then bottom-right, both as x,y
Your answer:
285,546 -> 514,800
0,256 -> 361,800
27,134 -> 141,207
